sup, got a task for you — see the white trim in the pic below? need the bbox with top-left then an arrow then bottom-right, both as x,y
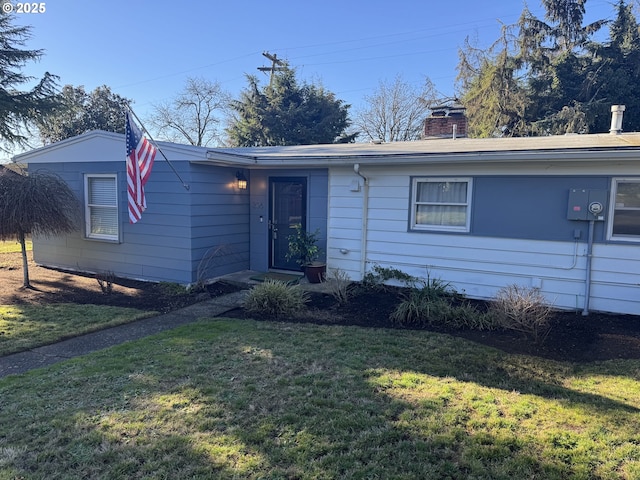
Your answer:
607,177 -> 640,243
410,177 -> 472,232
84,173 -> 119,242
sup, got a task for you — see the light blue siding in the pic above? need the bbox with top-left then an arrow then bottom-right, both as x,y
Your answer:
30,160 -> 250,284
187,164 -> 250,281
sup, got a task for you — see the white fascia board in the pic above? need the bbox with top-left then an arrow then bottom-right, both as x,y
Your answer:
202,147 -> 640,169
15,130 -> 210,164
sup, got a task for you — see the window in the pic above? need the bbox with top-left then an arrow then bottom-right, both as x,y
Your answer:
85,174 -> 119,241
609,178 -> 640,241
411,177 -> 472,232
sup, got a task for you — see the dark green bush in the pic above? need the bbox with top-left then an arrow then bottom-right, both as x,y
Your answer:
389,276 -> 498,330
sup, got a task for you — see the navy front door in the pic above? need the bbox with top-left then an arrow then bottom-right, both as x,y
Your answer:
270,177 -> 307,270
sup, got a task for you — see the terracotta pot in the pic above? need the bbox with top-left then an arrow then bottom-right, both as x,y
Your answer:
304,263 -> 326,284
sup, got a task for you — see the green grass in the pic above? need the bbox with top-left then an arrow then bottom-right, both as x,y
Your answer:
0,239 -> 32,254
1,318 -> 640,479
0,304 -> 157,355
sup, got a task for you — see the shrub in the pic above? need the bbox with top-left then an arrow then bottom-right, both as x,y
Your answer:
416,272 -> 457,301
490,284 -> 553,343
362,264 -> 418,289
390,275 -> 498,330
158,282 -> 189,297
95,271 -> 115,295
390,290 -> 451,326
243,280 -> 310,318
444,302 -> 500,331
390,291 -> 496,330
327,268 -> 352,305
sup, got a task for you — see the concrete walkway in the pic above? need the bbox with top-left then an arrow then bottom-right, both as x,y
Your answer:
0,290 -> 247,379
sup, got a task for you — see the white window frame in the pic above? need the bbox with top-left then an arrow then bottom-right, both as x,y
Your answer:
410,177 -> 472,232
607,177 -> 640,242
84,174 -> 119,241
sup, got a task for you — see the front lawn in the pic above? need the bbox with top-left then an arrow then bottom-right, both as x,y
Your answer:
0,304 -> 157,355
1,318 -> 639,479
0,239 -> 31,253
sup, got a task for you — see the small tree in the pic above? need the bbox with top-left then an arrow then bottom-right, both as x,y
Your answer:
0,169 -> 80,288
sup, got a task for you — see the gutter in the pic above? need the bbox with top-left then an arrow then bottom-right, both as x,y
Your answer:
201,148 -> 640,169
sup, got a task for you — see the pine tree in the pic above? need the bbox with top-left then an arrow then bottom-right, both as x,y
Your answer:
587,0 -> 640,133
227,67 -> 353,146
0,14 -> 58,151
517,0 -> 607,134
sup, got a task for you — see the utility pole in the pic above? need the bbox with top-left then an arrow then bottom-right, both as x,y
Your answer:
258,52 -> 287,86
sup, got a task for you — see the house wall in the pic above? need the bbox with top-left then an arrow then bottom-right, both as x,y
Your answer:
29,153 -> 249,284
187,163 -> 250,283
30,160 -> 195,283
328,162 -> 640,316
248,168 -> 328,271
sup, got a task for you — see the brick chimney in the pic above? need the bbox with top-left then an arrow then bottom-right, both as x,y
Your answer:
423,102 -> 467,139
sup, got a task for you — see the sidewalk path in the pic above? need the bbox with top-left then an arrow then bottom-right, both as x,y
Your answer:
0,291 -> 246,379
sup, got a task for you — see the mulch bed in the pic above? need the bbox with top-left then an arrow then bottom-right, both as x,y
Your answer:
2,251 -> 640,363
225,286 -> 640,363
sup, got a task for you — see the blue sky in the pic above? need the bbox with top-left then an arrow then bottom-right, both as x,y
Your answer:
11,0 -> 622,137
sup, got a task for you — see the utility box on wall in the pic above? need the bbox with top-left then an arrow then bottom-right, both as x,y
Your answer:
567,189 -> 608,221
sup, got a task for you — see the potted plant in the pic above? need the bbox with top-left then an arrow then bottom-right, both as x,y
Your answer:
286,224 -> 326,283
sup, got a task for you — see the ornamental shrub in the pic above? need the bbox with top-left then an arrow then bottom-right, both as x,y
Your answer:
243,279 -> 310,318
490,284 -> 553,343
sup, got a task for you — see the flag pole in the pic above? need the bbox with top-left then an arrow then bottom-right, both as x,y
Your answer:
126,105 -> 190,191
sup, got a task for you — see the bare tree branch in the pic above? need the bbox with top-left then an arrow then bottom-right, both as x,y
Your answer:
353,75 -> 439,142
149,77 -> 231,147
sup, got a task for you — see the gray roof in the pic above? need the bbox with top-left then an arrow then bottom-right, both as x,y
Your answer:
204,132 -> 640,167
13,129 -> 640,168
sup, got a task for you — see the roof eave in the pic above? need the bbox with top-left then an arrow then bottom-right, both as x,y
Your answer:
202,146 -> 640,168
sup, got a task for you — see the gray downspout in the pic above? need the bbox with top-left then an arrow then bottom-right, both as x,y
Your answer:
582,219 -> 595,316
354,164 -> 369,279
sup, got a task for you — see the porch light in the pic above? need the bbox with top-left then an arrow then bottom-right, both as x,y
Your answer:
236,171 -> 248,190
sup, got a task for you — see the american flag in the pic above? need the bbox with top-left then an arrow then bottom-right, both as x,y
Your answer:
126,112 -> 157,223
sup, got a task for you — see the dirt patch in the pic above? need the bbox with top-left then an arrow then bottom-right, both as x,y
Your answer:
0,251 -> 239,313
2,251 -> 640,363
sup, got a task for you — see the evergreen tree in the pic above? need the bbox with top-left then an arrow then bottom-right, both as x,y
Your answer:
0,14 -> 58,151
227,67 -> 354,146
36,85 -> 131,144
517,0 -> 607,135
455,0 -> 640,137
587,0 -> 640,133
457,28 -> 530,137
